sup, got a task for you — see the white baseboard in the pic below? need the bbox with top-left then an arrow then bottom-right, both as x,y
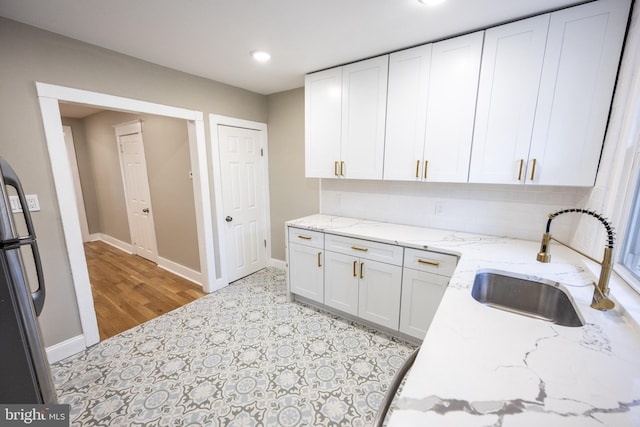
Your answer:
269,258 -> 286,270
46,335 -> 86,364
157,257 -> 203,286
98,234 -> 133,253
87,233 -> 101,242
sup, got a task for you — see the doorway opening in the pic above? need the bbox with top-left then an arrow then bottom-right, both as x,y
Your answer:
59,103 -> 208,341
37,82 -> 218,353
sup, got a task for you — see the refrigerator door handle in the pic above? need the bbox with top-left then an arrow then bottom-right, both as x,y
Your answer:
24,238 -> 46,316
0,157 -> 47,316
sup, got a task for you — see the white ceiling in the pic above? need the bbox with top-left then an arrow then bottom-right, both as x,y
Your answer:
0,0 -> 588,95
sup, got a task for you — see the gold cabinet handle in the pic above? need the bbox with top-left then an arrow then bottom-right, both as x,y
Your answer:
297,235 -> 312,240
317,252 -> 322,267
353,260 -> 357,277
418,259 -> 440,267
518,159 -> 524,181
415,160 -> 420,178
334,161 -> 339,177
360,262 -> 364,279
340,161 -> 345,177
424,160 -> 428,179
530,158 -> 537,181
351,245 -> 369,252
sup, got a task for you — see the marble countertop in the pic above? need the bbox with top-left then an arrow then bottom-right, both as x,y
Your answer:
286,214 -> 640,426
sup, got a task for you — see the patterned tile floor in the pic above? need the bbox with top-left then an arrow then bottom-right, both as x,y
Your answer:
52,268 -> 416,426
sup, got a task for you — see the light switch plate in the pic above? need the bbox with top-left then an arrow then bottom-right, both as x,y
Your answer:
8,195 -> 22,213
8,194 -> 40,212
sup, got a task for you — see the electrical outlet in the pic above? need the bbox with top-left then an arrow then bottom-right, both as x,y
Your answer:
435,201 -> 447,217
26,194 -> 40,211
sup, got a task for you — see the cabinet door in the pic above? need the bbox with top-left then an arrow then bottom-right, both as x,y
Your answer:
324,251 -> 359,316
469,15 -> 550,184
358,260 -> 402,330
384,45 -> 432,181
341,56 -> 389,179
289,243 -> 324,303
305,67 -> 342,178
400,268 -> 449,340
529,0 -> 630,186
423,32 -> 483,183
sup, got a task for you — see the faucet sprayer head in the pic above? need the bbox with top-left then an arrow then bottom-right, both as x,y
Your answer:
537,232 -> 552,263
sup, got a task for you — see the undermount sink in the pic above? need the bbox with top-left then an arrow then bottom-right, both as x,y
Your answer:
471,269 -> 585,327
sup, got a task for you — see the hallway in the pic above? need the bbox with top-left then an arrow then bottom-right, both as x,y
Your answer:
85,241 -> 206,340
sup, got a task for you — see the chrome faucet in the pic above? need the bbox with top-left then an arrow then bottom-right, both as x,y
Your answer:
536,209 -> 615,311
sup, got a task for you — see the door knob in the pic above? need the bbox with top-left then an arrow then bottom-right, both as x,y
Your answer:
225,216 -> 233,222
142,208 -> 149,213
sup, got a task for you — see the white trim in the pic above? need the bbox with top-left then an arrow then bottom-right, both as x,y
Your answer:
599,2 -> 640,297
36,82 -> 218,349
113,120 -> 142,135
36,83 -> 203,121
45,334 -> 86,364
37,96 -> 101,347
188,120 -> 216,292
98,233 -> 133,253
268,258 -> 286,270
95,234 -> 202,285
209,114 -> 271,287
157,257 -> 203,286
88,233 -> 101,242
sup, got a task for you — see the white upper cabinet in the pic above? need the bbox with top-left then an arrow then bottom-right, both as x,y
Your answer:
384,32 -> 483,183
384,44 -> 432,181
341,56 -> 389,180
305,56 -> 389,179
528,0 -> 630,186
305,67 -> 342,178
423,32 -> 484,183
469,15 -> 550,184
305,0 -> 629,186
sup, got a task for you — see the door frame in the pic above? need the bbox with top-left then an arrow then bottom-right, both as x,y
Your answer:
114,120 -> 159,263
36,82 -> 219,348
209,114 -> 271,286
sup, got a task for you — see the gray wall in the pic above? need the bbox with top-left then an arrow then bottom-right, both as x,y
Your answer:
61,117 -> 101,235
65,111 -> 200,271
0,17 -> 267,347
266,88 -> 319,261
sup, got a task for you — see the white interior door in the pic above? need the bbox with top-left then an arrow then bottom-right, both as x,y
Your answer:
62,125 -> 90,242
218,125 -> 267,282
116,126 -> 158,263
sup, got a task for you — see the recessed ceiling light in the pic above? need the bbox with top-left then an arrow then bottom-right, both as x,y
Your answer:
250,50 -> 271,62
418,0 -> 446,5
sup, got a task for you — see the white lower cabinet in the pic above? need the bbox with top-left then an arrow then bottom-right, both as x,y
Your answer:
358,260 -> 402,330
288,227 -> 324,303
324,250 -> 359,315
324,250 -> 402,329
324,235 -> 403,330
400,248 -> 457,339
400,268 -> 449,340
289,243 -> 324,303
287,225 -> 457,340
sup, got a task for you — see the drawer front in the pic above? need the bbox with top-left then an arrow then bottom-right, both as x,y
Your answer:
288,227 -> 324,249
404,248 -> 458,277
325,234 -> 403,266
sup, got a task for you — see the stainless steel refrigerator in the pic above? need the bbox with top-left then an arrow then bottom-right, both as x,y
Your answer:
0,156 -> 57,403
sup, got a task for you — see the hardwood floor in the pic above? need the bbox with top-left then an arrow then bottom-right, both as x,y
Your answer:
84,241 -> 206,341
